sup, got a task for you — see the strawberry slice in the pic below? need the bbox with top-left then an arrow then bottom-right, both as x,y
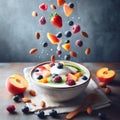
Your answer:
47,32 -> 60,44
50,13 -> 62,28
57,0 -> 66,7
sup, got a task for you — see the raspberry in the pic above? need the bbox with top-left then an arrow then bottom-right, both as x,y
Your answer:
72,24 -> 80,34
39,16 -> 46,25
39,3 -> 48,11
6,105 -> 15,113
66,80 -> 76,86
53,76 -> 62,83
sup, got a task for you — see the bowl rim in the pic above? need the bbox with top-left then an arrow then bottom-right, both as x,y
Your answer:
29,60 -> 91,89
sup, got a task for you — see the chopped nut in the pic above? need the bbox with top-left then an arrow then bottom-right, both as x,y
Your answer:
50,4 -> 56,10
51,55 -> 55,63
86,106 -> 92,115
40,100 -> 46,108
29,89 -> 36,96
104,87 -> 111,94
85,48 -> 91,55
32,11 -> 38,17
22,97 -> 31,103
29,48 -> 38,54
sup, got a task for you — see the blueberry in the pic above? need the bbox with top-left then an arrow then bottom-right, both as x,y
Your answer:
65,31 -> 72,38
43,42 -> 48,47
66,80 -> 76,86
34,69 -> 39,72
82,76 -> 88,80
56,32 -> 62,38
49,109 -> 57,118
64,54 -> 71,60
37,110 -> 45,119
65,40 -> 70,43
21,106 -> 29,114
52,74 -> 58,78
68,3 -> 74,8
57,63 -> 63,69
37,75 -> 43,80
98,112 -> 106,119
13,95 -> 21,103
68,21 -> 74,26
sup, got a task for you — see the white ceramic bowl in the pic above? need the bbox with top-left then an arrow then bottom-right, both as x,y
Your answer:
29,60 -> 91,102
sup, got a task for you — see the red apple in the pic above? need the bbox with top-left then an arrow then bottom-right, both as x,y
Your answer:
6,74 -> 28,95
96,67 -> 116,83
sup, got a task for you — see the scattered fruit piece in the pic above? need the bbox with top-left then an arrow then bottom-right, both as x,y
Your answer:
29,48 -> 38,54
6,105 -> 15,113
81,31 -> 88,38
63,3 -> 74,17
62,43 -> 71,51
96,67 -> 116,83
99,82 -> 106,88
75,40 -> 83,47
13,95 -> 21,102
32,11 -> 38,17
50,4 -> 56,10
104,87 -> 111,94
57,0 -> 65,7
39,16 -> 46,25
47,32 -> 60,44
49,109 -> 58,117
21,106 -> 29,114
72,24 -> 80,34
64,54 -> 71,60
39,3 -> 48,11
70,51 -> 77,57
6,74 -> 28,95
35,32 -> 40,40
56,32 -> 62,38
75,72 -> 83,78
51,55 -> 55,63
68,3 -> 74,8
29,89 -> 36,96
22,97 -> 31,103
65,30 -> 72,37
85,48 -> 91,55
86,106 -> 92,115
40,100 -> 46,108
37,110 -> 45,118
65,40 -> 70,43
50,13 -> 62,28
68,20 -> 74,26
56,50 -> 62,55
43,42 -> 48,47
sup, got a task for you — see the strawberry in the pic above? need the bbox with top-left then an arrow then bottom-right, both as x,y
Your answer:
39,3 -> 48,11
50,13 -> 62,28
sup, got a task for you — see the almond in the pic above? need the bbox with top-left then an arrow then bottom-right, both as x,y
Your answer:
86,106 -> 92,115
29,48 -> 38,54
32,11 -> 38,17
85,48 -> 91,55
51,55 -> 55,63
40,100 -> 46,108
104,87 -> 111,94
22,97 -> 31,103
70,51 -> 77,57
35,32 -> 40,39
50,4 -> 56,10
81,31 -> 88,38
29,89 -> 36,96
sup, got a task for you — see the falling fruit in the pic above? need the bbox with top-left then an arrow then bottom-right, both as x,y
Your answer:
62,43 -> 71,51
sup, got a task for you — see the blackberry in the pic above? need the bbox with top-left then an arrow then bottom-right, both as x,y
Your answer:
21,106 -> 29,114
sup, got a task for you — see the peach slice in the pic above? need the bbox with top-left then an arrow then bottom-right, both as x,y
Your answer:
96,67 -> 116,83
57,0 -> 66,7
62,43 -> 71,51
6,74 -> 28,95
47,32 -> 60,44
63,3 -> 74,17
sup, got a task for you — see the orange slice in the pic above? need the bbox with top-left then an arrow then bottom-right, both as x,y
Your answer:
62,43 -> 71,51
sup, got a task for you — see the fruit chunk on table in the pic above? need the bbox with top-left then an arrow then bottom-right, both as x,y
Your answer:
63,3 -> 74,17
47,32 -> 60,44
6,74 -> 28,95
96,67 -> 116,83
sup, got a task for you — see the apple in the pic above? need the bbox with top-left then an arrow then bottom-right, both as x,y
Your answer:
96,67 -> 116,83
6,74 -> 28,95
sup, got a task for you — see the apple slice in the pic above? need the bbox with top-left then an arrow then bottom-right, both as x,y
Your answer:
63,3 -> 74,17
6,74 -> 28,95
96,67 -> 116,83
62,43 -> 71,51
57,0 -> 66,7
47,32 -> 60,44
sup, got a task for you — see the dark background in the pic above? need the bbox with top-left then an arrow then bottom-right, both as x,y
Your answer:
0,0 -> 120,62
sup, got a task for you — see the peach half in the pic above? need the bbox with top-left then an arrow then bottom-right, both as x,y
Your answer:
6,74 -> 28,95
96,67 -> 116,83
